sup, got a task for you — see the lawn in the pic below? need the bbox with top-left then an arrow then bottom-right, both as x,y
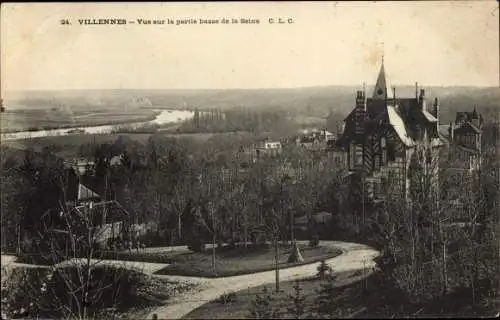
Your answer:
153,243 -> 342,278
185,270 -> 498,319
17,243 -> 342,277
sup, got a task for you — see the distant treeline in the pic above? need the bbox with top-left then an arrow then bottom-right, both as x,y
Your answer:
177,107 -> 298,135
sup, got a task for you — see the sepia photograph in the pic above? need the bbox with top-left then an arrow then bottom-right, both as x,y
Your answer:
1,1 -> 499,319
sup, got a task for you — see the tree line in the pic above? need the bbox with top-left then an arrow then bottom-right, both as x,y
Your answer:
177,107 -> 298,136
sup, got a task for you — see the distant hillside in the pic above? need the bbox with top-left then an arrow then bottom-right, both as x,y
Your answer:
5,86 -> 499,126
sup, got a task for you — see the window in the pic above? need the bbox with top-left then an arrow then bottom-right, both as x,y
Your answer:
356,153 -> 363,165
381,137 -> 386,148
426,149 -> 432,165
387,143 -> 396,162
349,142 -> 355,169
381,177 -> 388,191
355,145 -> 363,165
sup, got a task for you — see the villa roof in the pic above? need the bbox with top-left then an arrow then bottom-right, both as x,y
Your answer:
338,60 -> 442,149
454,121 -> 481,134
77,183 -> 100,201
422,109 -> 438,122
386,105 -> 415,147
456,110 -> 478,122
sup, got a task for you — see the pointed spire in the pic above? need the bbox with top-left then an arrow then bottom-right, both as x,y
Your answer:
473,105 -> 478,118
372,56 -> 387,100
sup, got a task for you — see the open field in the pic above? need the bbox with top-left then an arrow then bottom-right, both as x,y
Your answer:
0,107 -> 159,133
152,243 -> 342,278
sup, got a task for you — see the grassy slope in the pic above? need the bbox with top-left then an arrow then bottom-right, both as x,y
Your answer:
185,271 -> 497,319
184,270 -> 379,319
1,264 -> 198,320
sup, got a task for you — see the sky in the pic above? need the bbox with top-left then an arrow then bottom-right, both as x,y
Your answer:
1,1 -> 499,93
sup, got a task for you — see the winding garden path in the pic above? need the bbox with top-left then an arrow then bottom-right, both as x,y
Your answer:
146,240 -> 380,319
1,241 -> 380,319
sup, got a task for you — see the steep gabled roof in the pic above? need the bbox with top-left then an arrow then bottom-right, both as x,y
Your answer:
78,183 -> 100,201
386,106 -> 415,147
454,121 -> 481,134
366,99 -> 387,119
456,111 -> 477,123
422,109 -> 438,122
71,200 -> 129,224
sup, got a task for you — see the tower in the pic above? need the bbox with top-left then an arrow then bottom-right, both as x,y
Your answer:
372,56 -> 388,100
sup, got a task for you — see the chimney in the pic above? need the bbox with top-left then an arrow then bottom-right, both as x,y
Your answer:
356,90 -> 366,111
419,89 -> 425,100
415,82 -> 418,99
419,89 -> 426,110
449,121 -> 454,142
433,97 -> 439,118
355,90 -> 366,135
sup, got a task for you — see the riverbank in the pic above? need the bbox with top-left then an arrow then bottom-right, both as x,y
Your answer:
0,113 -> 159,134
0,108 -> 194,141
0,108 -> 161,134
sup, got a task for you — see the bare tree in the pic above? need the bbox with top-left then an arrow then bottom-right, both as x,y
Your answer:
16,195 -> 137,320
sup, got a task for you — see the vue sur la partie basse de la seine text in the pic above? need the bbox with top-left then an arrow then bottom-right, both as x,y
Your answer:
61,17 -> 295,26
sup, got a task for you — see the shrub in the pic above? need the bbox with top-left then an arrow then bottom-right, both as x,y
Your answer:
313,275 -> 339,318
316,260 -> 333,280
248,287 -> 278,319
135,232 -> 166,248
216,291 -> 237,305
309,234 -> 320,247
250,232 -> 268,246
1,267 -> 47,319
1,264 -> 146,319
287,280 -> 306,318
187,239 -> 205,252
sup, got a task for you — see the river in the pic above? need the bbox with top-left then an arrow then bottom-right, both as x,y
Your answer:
0,109 -> 194,141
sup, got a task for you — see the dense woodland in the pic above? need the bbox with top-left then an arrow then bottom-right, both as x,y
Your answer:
0,133 -> 344,255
